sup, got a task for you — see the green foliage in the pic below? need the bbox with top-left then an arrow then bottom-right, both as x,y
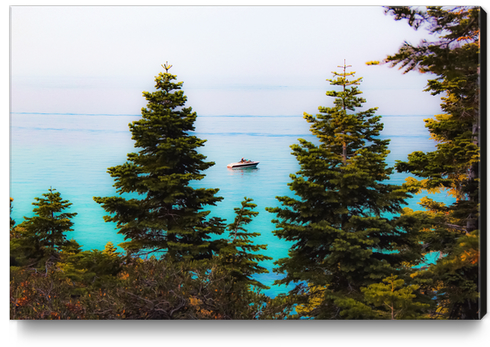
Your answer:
379,6 -> 482,319
57,240 -> 124,294
294,275 -> 432,320
220,197 -> 272,289
415,230 -> 480,319
359,275 -> 431,319
10,188 -> 77,268
267,64 -> 420,319
94,68 -> 226,261
10,197 -> 15,230
383,6 -> 480,76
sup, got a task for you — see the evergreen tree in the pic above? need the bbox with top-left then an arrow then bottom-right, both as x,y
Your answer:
57,240 -> 123,293
11,188 -> 77,266
344,275 -> 430,320
10,197 -> 19,267
94,65 -> 226,261
221,197 -> 272,289
10,197 -> 15,230
374,6 -> 482,319
267,63 -> 421,319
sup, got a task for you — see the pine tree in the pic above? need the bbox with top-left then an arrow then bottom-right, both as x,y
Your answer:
375,6 -> 482,319
10,197 -> 15,230
220,197 -> 272,289
57,240 -> 123,292
359,275 -> 430,320
12,188 -> 77,266
266,63 -> 421,319
94,65 -> 226,261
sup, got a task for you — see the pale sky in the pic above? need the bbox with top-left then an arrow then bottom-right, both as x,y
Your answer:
10,5 -> 445,116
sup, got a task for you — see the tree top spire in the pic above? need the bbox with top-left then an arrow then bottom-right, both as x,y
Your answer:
162,61 -> 173,72
337,59 -> 352,75
330,59 -> 360,86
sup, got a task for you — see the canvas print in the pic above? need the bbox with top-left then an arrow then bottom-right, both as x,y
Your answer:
10,6 -> 485,320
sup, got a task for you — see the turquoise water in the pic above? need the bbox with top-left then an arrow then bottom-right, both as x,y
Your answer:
10,113 -> 455,296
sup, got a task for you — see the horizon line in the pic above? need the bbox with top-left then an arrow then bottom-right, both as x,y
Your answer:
10,112 -> 434,118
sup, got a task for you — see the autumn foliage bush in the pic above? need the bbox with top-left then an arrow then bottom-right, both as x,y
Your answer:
10,255 -> 291,320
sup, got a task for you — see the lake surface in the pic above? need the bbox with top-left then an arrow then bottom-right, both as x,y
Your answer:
10,112 -> 455,296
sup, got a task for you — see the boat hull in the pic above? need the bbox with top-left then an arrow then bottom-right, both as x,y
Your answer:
227,161 -> 259,169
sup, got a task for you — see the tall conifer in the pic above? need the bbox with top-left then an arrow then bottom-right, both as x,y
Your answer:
378,6 -> 482,319
267,63 -> 420,319
94,65 -> 225,261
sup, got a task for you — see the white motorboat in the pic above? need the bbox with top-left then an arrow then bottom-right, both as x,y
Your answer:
227,160 -> 259,169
